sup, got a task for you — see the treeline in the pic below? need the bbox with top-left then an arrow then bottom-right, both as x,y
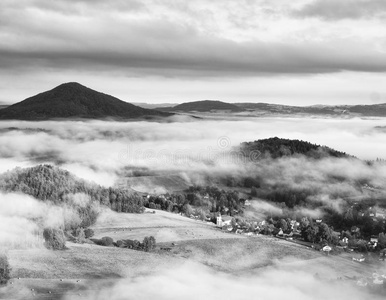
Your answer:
241,137 -> 350,159
144,185 -> 243,217
91,236 -> 156,252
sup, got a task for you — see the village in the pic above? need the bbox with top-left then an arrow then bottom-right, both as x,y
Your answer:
142,192 -> 386,293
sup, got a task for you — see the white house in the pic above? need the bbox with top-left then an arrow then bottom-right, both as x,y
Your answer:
216,215 -> 233,227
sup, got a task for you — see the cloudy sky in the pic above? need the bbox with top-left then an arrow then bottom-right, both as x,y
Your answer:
1,0 -> 386,105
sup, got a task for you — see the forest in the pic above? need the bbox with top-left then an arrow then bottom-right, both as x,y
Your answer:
240,137 -> 350,159
0,165 -> 144,229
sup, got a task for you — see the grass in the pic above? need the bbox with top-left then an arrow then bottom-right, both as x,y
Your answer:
4,209 -> 381,299
167,236 -> 320,273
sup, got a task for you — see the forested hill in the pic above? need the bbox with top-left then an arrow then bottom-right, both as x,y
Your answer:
0,82 -> 172,120
159,100 -> 244,112
240,137 -> 350,159
0,164 -> 143,213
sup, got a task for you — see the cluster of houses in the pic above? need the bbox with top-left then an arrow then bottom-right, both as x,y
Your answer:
215,214 -> 302,238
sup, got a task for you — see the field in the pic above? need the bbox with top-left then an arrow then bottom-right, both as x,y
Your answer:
1,208 -> 382,299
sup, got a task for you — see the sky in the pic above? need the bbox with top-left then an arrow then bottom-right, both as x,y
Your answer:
1,0 -> 386,105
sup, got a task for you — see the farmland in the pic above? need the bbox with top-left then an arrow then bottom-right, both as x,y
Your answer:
2,208 -> 382,299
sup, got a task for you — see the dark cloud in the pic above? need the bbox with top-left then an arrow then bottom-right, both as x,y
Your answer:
1,34 -> 386,76
0,0 -> 386,78
294,0 -> 386,20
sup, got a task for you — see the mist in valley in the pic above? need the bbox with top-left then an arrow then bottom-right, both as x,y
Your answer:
1,116 -> 386,299
0,116 -> 385,184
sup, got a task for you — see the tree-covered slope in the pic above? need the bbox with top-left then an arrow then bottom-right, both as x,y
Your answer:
241,137 -> 350,159
0,164 -> 144,213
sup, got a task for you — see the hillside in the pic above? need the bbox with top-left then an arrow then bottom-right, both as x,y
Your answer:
0,82 -> 172,120
240,137 -> 350,159
0,164 -> 143,213
159,100 -> 244,112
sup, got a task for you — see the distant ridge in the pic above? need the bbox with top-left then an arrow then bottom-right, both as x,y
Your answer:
0,82 -> 172,120
158,100 -> 244,112
234,102 -> 386,117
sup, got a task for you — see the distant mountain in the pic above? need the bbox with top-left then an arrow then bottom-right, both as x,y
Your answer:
0,82 -> 172,120
240,137 -> 350,159
158,100 -> 244,112
346,103 -> 386,116
0,105 -> 8,110
234,102 -> 386,117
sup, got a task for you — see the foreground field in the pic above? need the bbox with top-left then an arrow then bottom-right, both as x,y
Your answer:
2,209 -> 381,299
92,208 -> 243,243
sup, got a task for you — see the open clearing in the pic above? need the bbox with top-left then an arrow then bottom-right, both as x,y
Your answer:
92,208 -> 243,243
2,209 -> 379,299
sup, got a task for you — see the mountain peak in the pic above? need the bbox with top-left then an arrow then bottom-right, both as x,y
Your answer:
56,82 -> 84,89
0,83 -> 172,120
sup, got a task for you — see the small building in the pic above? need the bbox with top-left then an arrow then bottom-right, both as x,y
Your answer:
216,215 -> 233,227
369,237 -> 378,248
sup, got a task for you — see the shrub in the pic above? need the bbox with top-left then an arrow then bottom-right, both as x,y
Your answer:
142,236 -> 156,252
116,240 -> 127,248
100,236 -> 114,247
84,228 -> 94,239
43,228 -> 66,250
0,254 -> 11,285
74,227 -> 86,244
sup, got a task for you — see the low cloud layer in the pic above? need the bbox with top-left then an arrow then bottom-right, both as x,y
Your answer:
0,192 -> 94,249
0,117 -> 386,188
63,262 -> 380,300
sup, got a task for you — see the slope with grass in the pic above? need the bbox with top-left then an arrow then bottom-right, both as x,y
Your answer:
3,208 -> 379,299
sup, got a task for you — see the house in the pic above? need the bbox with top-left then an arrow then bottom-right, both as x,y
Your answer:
315,219 -> 323,224
369,237 -> 378,248
244,200 -> 251,206
216,215 -> 233,227
290,220 -> 300,230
